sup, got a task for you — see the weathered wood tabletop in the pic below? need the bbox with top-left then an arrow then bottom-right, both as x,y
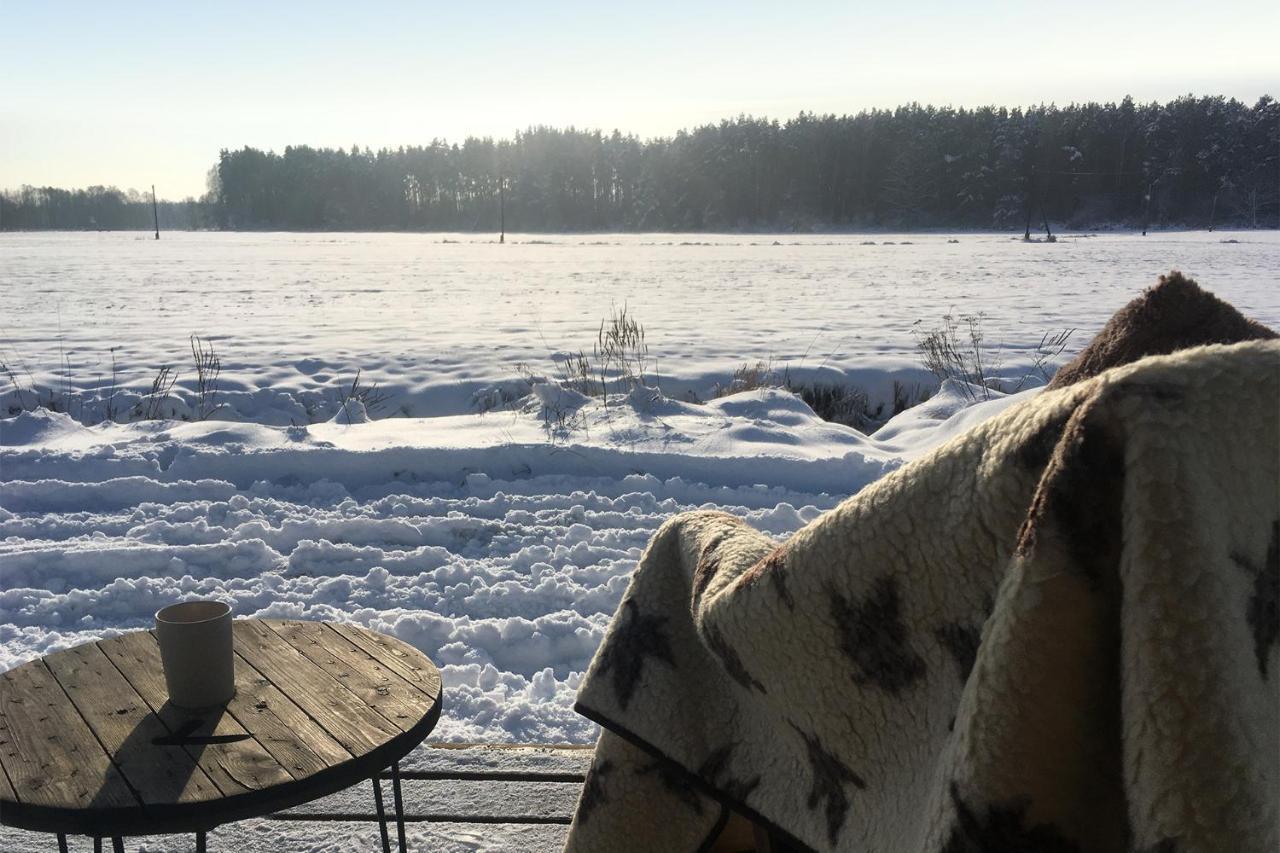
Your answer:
0,619 -> 442,837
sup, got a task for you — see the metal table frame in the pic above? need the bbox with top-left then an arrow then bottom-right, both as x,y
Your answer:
51,760 -> 410,853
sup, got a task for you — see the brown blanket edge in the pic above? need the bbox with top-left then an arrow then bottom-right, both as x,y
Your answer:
1047,270 -> 1277,389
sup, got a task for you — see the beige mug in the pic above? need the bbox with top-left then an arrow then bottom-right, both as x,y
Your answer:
155,600 -> 236,709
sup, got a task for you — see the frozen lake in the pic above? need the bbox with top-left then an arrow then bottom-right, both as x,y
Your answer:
3,230 -> 1278,423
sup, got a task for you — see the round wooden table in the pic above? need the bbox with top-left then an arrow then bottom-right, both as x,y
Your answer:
0,619 -> 442,852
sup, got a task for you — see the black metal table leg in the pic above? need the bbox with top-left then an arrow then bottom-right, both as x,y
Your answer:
372,776 -> 392,853
196,830 -> 207,853
57,834 -> 69,853
93,838 -> 102,853
391,761 -> 407,853
111,838 -> 125,853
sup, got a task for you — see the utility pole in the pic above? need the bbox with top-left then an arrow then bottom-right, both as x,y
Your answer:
1269,131 -> 1280,229
498,174 -> 505,244
1143,169 -> 1166,236
152,185 -> 160,240
1023,167 -> 1033,241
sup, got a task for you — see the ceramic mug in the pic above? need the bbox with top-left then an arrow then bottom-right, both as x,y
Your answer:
155,600 -> 236,708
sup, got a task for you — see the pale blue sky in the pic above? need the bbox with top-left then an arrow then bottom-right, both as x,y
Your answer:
3,0 -> 1276,197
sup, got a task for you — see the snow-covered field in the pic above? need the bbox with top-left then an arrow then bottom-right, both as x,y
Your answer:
4,230 -> 1277,421
2,229 -> 1278,747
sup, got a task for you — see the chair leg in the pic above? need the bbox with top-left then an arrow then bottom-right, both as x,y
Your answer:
112,838 -> 125,853
372,776 -> 392,853
93,838 -> 102,853
196,830 -> 207,853
391,761 -> 407,853
57,834 -> 69,853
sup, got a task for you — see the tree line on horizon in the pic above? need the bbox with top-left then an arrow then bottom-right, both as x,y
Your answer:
2,95 -> 1277,233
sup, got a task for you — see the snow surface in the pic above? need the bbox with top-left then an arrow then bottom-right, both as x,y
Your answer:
2,229 -> 1277,742
3,230 -> 1277,423
0,380 -> 1029,744
1,230 -> 1277,849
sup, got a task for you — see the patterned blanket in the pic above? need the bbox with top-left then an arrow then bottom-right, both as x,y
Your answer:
565,280 -> 1279,853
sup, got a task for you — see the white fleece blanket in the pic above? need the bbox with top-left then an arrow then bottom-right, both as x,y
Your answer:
565,341 -> 1280,853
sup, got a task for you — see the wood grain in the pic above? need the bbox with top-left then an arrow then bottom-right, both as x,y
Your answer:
0,759 -> 16,805
328,622 -> 443,699
97,631 -> 294,796
231,620 -> 403,756
264,620 -> 429,733
0,659 -> 136,811
226,654 -> 353,779
42,642 -> 220,806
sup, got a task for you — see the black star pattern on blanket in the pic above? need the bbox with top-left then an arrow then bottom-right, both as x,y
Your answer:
943,783 -> 1079,853
692,527 -> 740,607
1232,520 -> 1279,679
742,545 -> 796,610
697,743 -> 762,803
597,598 -> 676,710
702,621 -> 767,693
790,722 -> 867,845
830,575 -> 926,694
934,622 -> 981,682
637,758 -> 705,815
1021,404 -> 1125,587
769,559 -> 796,610
1016,410 -> 1073,471
575,759 -> 613,825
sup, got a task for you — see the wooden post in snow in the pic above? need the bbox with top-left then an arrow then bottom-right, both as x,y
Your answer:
1142,181 -> 1153,237
499,174 -> 505,244
1023,165 -> 1035,241
152,185 -> 160,240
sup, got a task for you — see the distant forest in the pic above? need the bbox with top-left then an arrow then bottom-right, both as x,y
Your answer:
3,95 -> 1277,232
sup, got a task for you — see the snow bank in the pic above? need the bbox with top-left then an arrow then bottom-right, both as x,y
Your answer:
0,383 -> 1031,743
